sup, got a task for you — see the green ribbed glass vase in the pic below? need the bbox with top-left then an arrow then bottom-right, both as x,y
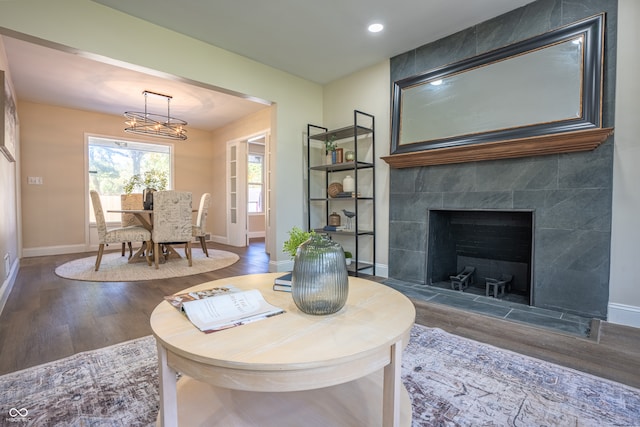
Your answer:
291,235 -> 349,315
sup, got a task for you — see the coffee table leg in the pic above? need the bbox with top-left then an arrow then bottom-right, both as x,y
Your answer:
157,341 -> 178,427
382,339 -> 403,427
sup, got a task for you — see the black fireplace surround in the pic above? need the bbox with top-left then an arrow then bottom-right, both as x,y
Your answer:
388,0 -> 617,319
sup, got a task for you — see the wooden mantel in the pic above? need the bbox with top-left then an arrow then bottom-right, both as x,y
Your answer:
381,127 -> 614,168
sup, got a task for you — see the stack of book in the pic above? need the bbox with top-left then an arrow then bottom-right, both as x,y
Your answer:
323,225 -> 348,232
273,272 -> 292,292
334,191 -> 360,198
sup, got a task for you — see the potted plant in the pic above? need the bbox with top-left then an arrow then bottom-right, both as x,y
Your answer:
283,226 -> 316,259
344,251 -> 353,266
325,136 -> 337,164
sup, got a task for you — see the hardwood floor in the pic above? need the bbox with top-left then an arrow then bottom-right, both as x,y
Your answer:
1,239 -> 639,390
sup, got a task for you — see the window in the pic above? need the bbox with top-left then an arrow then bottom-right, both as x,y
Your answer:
247,153 -> 264,213
87,136 -> 172,223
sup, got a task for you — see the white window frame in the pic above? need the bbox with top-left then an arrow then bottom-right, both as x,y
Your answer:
85,134 -> 174,248
247,152 -> 265,214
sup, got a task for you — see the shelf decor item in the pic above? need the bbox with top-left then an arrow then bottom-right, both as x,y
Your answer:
325,136 -> 337,164
344,251 -> 353,266
327,182 -> 343,198
344,150 -> 355,162
342,175 -> 355,193
291,235 -> 349,315
328,212 -> 341,226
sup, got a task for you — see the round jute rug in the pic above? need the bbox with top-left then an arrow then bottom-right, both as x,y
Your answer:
55,248 -> 239,282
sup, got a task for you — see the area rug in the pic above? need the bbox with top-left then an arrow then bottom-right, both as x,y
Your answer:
1,325 -> 638,426
54,248 -> 239,282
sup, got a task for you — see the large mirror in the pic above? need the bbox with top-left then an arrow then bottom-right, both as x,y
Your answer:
390,14 -> 604,155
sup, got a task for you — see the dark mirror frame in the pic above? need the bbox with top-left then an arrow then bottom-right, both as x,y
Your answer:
390,14 -> 604,155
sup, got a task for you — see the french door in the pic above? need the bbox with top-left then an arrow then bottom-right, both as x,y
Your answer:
227,139 -> 248,246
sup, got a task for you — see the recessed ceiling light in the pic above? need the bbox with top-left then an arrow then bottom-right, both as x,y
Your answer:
368,23 -> 384,33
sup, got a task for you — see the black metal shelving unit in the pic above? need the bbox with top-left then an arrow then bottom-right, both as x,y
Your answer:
306,110 -> 375,276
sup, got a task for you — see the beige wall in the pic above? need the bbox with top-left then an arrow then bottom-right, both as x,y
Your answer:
248,215 -> 265,236
19,101 -> 219,253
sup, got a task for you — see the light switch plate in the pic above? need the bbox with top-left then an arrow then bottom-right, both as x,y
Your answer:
28,176 -> 43,185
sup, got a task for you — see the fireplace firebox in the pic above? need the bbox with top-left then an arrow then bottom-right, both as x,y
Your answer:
427,209 -> 534,303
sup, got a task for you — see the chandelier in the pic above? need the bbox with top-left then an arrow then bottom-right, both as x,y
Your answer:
124,90 -> 187,140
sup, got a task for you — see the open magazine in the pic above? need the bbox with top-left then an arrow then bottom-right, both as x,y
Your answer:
164,285 -> 242,310
165,287 -> 285,333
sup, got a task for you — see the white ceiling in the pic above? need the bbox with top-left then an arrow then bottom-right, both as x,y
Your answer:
1,37 -> 270,131
2,0 -> 534,132
90,0 -> 535,84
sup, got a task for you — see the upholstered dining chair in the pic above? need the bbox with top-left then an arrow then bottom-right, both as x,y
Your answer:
192,192 -> 211,257
90,190 -> 152,271
152,190 -> 193,269
120,193 -> 144,258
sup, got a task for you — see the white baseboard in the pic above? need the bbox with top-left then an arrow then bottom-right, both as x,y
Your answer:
209,234 -> 229,245
22,244 -> 88,258
607,302 -> 640,328
248,231 -> 265,239
0,257 -> 19,317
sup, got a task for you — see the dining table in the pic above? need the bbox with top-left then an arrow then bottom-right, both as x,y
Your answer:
107,208 -> 188,264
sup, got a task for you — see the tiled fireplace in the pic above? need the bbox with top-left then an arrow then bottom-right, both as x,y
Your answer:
387,0 -> 617,319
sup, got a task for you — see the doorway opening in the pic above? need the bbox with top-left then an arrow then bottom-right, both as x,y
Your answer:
227,131 -> 270,248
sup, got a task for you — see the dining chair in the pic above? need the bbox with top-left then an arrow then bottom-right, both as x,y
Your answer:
120,193 -> 144,258
90,190 -> 152,271
192,193 -> 211,257
152,190 -> 193,269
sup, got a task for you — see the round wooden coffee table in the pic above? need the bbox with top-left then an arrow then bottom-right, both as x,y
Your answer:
150,273 -> 416,426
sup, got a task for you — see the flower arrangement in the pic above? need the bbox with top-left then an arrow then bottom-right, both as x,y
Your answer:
123,169 -> 168,194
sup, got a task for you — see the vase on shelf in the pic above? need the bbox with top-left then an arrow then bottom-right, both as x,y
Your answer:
342,175 -> 354,193
291,235 -> 349,315
323,150 -> 337,164
345,150 -> 355,162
